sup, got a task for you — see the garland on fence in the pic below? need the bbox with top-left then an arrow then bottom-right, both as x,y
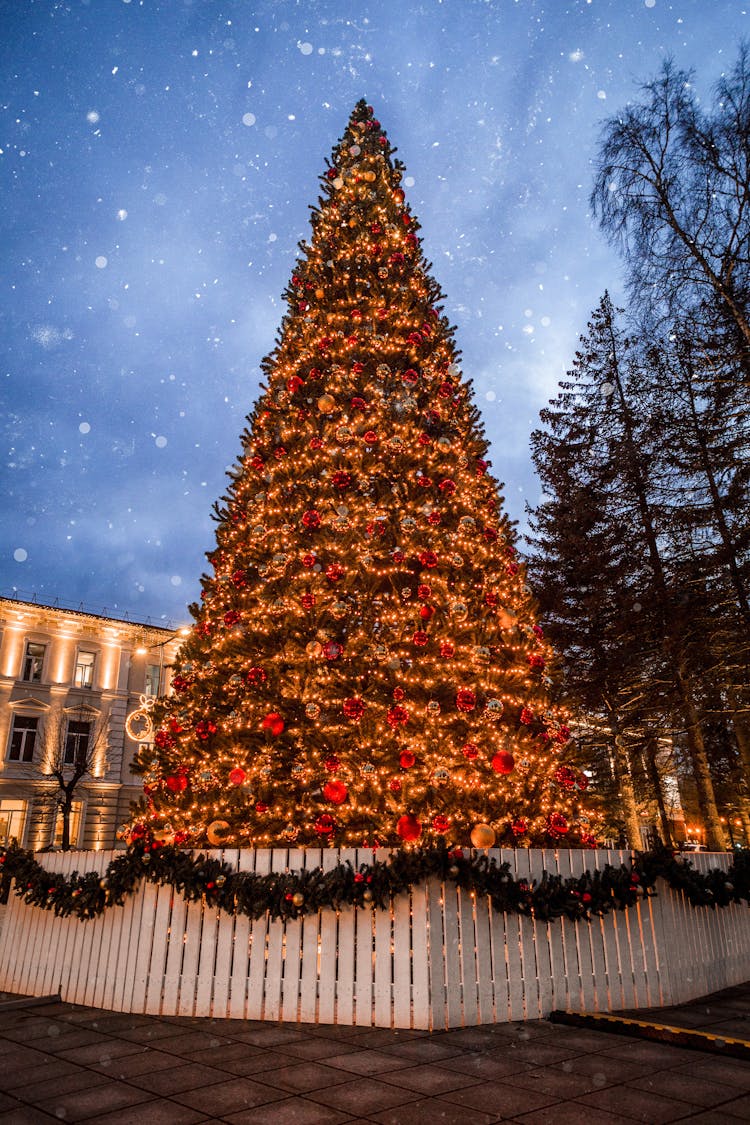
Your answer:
0,840 -> 748,925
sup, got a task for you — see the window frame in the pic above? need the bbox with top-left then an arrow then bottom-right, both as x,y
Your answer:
74,649 -> 96,689
22,641 -> 46,683
63,719 -> 91,767
7,714 -> 39,763
0,799 -> 27,846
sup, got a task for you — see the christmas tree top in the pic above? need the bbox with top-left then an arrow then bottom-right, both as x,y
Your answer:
130,100 -> 595,850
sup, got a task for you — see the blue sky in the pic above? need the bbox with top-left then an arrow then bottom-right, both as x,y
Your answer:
1,0 -> 747,626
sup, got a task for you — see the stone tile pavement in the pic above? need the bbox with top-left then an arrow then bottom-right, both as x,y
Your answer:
0,986 -> 748,1123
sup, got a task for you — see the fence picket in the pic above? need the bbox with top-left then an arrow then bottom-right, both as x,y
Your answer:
2,848 -> 748,1029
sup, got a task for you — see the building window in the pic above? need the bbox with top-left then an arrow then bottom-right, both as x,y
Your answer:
22,641 -> 46,683
144,664 -> 161,697
64,720 -> 90,767
74,650 -> 96,689
7,715 -> 38,762
0,800 -> 26,845
53,801 -> 83,849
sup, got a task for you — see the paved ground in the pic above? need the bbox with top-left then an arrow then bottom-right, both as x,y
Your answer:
0,986 -> 748,1124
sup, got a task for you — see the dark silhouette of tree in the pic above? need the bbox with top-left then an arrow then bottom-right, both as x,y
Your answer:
591,48 -> 750,374
39,701 -> 109,851
528,295 -> 729,850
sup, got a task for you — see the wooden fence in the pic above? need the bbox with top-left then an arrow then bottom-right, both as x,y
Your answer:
1,848 -> 747,1028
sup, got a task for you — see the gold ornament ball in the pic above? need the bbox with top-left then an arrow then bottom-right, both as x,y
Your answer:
318,394 -> 336,413
315,288 -> 325,299
363,888 -> 373,902
292,891 -> 305,907
206,819 -> 231,846
470,823 -> 496,849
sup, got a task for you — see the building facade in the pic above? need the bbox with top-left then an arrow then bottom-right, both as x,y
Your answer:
0,597 -> 185,851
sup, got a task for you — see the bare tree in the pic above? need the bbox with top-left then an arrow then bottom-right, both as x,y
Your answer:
591,49 -> 750,369
37,701 -> 110,850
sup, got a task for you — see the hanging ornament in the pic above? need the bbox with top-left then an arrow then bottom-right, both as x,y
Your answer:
426,700 -> 441,716
206,820 -> 231,846
323,640 -> 344,660
431,767 -> 450,786
125,695 -> 156,743
462,742 -> 479,760
318,394 -> 336,413
387,704 -> 409,728
305,702 -> 321,720
439,642 -> 455,659
291,761 -> 305,778
548,812 -> 569,836
511,817 -> 529,837
283,823 -> 300,841
324,754 -> 340,772
396,813 -> 422,842
361,762 -> 376,777
343,697 -> 366,720
399,749 -> 416,768
306,640 -> 323,659
432,814 -> 451,834
450,601 -> 468,619
456,688 -> 477,712
470,823 -> 496,849
314,813 -> 336,837
261,712 -> 285,736
491,751 -> 515,775
166,774 -> 187,793
228,767 -> 246,786
302,509 -> 321,529
323,779 -> 348,805
485,699 -> 504,720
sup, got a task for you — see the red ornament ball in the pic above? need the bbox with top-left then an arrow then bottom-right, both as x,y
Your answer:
420,605 -> 435,621
324,755 -> 341,773
389,777 -> 402,792
302,509 -> 321,529
399,749 -> 416,769
396,813 -> 422,842
440,642 -> 455,659
323,780 -> 348,805
343,697 -> 366,720
387,704 -> 409,728
432,814 -> 451,834
511,817 -> 529,836
462,742 -> 479,761
166,775 -> 187,793
491,751 -> 515,775
548,812 -> 569,835
314,813 -> 336,837
228,768 -> 246,787
261,712 -> 285,736
323,640 -> 344,660
456,688 -> 477,712
412,630 -> 429,647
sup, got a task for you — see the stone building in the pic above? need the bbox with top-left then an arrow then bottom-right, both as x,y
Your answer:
0,596 -> 186,851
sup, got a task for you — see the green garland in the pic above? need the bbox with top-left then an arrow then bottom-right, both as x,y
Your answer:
1,840 -> 748,925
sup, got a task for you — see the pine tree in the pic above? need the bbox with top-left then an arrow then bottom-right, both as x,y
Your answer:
130,101 -> 594,850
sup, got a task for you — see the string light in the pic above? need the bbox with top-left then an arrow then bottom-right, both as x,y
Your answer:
126,101 -> 598,851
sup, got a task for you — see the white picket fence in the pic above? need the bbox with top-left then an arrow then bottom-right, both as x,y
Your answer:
1,848 -> 748,1028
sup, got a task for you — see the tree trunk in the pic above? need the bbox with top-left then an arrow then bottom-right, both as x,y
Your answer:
676,667 -> 726,851
60,792 -> 73,852
644,736 -> 674,847
608,711 -> 643,848
729,705 -> 750,847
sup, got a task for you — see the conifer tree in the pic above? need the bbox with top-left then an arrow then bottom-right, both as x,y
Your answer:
130,101 -> 594,850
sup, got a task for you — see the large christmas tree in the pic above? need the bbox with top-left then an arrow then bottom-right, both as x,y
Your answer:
131,101 -> 594,850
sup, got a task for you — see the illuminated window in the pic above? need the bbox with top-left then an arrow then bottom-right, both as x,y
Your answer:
64,720 -> 90,766
0,799 -> 26,845
74,650 -> 96,688
53,801 -> 83,848
144,664 -> 161,697
7,715 -> 38,762
22,641 -> 46,682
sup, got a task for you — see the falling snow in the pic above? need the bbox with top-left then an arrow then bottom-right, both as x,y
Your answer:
0,0 -> 744,619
